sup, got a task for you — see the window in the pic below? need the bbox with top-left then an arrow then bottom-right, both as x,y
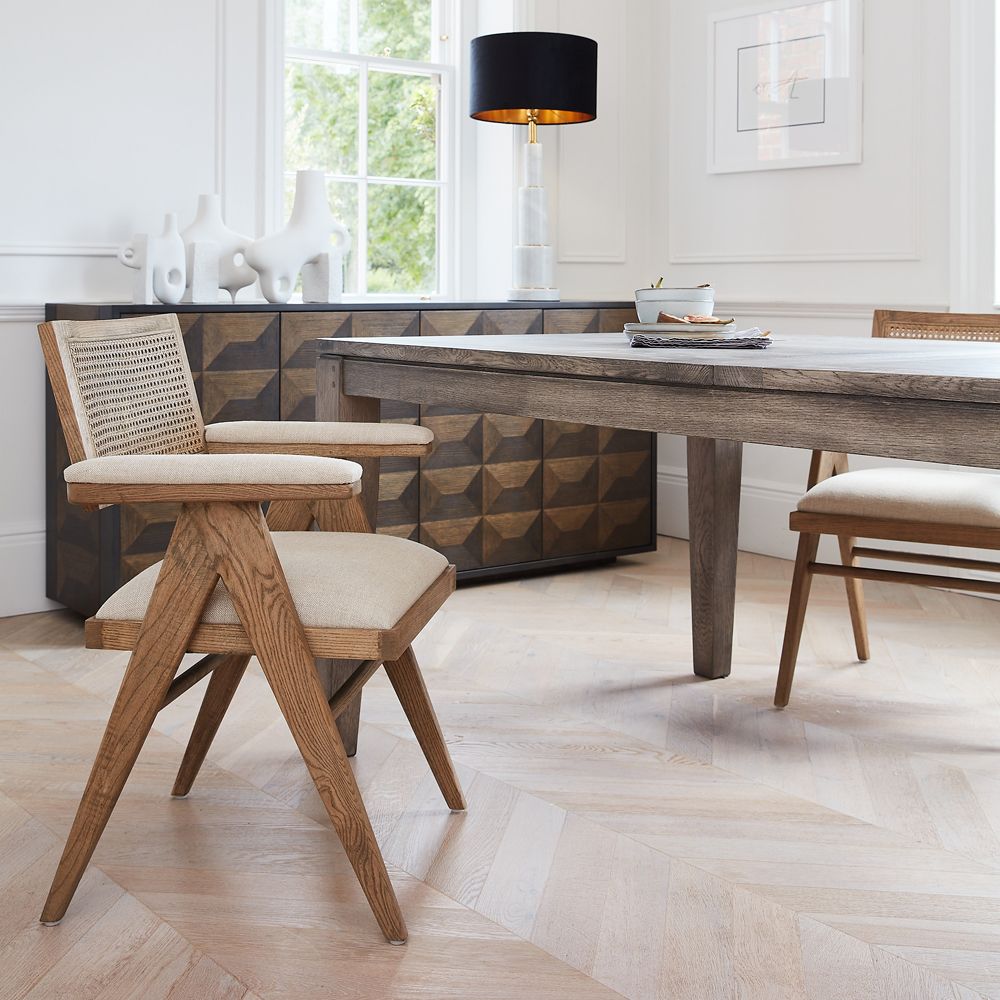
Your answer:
284,0 -> 455,297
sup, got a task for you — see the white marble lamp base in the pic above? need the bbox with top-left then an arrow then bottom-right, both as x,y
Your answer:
509,140 -> 559,302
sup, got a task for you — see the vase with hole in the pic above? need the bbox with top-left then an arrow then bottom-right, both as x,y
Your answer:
246,170 -> 350,304
181,193 -> 256,303
117,212 -> 186,305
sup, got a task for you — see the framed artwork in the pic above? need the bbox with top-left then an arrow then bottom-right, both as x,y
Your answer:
708,0 -> 863,173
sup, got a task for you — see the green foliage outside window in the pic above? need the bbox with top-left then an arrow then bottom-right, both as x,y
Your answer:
284,0 -> 440,294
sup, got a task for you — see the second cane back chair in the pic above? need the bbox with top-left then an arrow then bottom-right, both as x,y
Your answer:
775,310 -> 1000,707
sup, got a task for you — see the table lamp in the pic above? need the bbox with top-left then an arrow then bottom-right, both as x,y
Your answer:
470,31 -> 598,301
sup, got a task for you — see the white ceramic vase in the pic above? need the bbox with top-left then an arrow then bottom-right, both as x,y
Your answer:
117,212 -> 186,305
246,170 -> 350,304
181,194 -> 256,303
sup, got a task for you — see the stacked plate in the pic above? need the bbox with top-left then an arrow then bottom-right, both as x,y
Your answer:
624,319 -> 772,350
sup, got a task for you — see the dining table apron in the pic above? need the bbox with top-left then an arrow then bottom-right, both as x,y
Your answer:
317,331 -> 1000,680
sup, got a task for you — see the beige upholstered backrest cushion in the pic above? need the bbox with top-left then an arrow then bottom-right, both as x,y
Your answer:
46,315 -> 204,459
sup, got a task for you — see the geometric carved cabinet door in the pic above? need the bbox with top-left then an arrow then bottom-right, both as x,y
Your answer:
418,309 -> 544,570
541,306 -> 651,558
282,310 -> 421,540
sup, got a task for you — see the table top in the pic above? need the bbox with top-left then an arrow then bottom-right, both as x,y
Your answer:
320,332 -> 1000,405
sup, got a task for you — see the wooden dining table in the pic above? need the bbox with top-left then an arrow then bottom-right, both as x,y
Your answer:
317,331 -> 1000,682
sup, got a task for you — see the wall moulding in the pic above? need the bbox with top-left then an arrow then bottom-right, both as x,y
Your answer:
714,300 -> 950,320
670,247 -> 921,265
0,305 -> 45,323
0,243 -> 118,258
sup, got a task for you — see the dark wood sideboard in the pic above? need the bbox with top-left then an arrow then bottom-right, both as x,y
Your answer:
45,301 -> 656,616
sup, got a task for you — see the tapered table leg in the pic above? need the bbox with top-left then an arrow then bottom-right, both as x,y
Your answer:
315,356 -> 382,757
686,437 -> 743,679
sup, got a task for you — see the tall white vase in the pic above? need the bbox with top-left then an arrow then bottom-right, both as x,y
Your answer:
150,213 -> 187,304
181,194 -> 256,303
117,212 -> 186,305
247,170 -> 350,304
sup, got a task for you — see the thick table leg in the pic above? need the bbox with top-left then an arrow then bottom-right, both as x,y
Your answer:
316,356 -> 382,755
686,437 -> 743,679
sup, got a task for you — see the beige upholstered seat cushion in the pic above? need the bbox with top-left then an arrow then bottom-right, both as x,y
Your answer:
798,468 -> 1000,527
204,421 -> 434,446
64,453 -> 362,485
96,532 -> 449,630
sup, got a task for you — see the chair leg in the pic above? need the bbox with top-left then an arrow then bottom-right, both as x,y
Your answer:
313,495 -> 372,533
266,500 -> 314,531
41,510 -> 219,925
384,647 -> 466,811
190,501 -> 406,943
837,536 -> 870,662
171,654 -> 251,797
774,532 -> 820,709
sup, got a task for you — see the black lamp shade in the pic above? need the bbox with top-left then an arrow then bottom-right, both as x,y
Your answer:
469,31 -> 597,126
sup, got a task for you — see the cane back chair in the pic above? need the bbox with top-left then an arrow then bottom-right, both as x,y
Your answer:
775,310 -> 1000,707
38,314 -> 466,943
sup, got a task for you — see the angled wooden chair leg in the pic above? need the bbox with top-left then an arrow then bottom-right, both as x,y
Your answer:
191,501 -> 407,943
41,510 -> 220,925
384,647 -> 465,811
266,499 -> 315,531
774,532 -> 820,709
313,495 -> 372,533
171,653 -> 251,797
837,535 -> 870,662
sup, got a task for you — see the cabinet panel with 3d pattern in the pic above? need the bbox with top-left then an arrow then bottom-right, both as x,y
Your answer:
45,302 -> 656,615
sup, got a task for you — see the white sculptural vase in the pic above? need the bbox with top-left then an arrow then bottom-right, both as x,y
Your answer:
510,140 -> 558,301
181,194 -> 256,303
247,170 -> 350,304
118,212 -> 186,305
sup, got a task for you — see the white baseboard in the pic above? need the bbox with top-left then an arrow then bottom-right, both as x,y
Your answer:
656,465 -> 806,561
0,523 -> 61,617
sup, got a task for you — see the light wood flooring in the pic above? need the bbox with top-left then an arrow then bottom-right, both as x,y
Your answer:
1,539 -> 999,999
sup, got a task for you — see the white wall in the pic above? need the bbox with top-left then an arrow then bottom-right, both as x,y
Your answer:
526,0 -> 657,300
547,0 -> 996,561
0,0 -> 269,616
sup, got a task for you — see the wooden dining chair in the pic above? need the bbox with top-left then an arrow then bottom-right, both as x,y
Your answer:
37,314 -> 466,943
775,309 -> 1000,707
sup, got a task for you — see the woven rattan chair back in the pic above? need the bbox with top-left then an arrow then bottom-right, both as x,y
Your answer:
873,309 -> 1000,344
39,314 -> 204,463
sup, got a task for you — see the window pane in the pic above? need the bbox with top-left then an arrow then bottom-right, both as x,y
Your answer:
286,0 -> 352,52
283,176 -> 360,295
368,71 -> 438,180
360,0 -> 432,61
285,60 -> 359,176
367,184 -> 436,293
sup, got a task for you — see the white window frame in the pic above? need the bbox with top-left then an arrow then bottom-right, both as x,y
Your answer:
273,0 -> 460,301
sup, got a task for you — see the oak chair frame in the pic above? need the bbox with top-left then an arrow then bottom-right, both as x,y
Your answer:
37,316 -> 466,943
775,310 -> 1000,707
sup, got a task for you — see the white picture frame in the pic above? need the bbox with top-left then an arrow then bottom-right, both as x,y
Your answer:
707,0 -> 863,174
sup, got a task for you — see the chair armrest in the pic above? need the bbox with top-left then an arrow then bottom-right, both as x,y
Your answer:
204,420 -> 434,458
64,453 -> 362,505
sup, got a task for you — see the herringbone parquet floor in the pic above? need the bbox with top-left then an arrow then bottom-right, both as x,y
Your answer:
1,539 -> 999,999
